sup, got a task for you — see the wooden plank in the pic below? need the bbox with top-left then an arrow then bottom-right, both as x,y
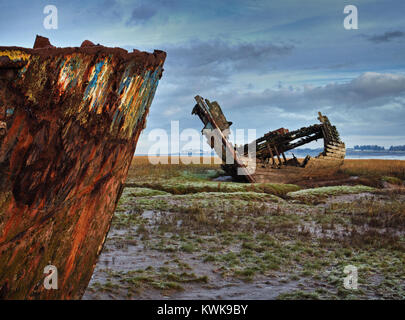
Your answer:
266,142 -> 276,165
281,151 -> 287,163
326,149 -> 346,155
326,144 -> 345,151
326,148 -> 345,153
329,142 -> 345,148
317,155 -> 344,160
273,144 -> 282,165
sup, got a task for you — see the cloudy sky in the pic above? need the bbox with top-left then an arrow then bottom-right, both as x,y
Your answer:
2,0 -> 405,152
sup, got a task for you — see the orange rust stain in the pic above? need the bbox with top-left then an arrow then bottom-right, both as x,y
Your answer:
88,146 -> 97,162
63,198 -> 97,286
0,201 -> 25,243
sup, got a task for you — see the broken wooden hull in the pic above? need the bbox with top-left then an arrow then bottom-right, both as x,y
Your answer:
252,157 -> 345,184
0,37 -> 166,299
192,96 -> 346,184
244,142 -> 346,184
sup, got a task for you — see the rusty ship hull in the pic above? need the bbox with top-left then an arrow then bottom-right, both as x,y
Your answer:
0,37 -> 166,299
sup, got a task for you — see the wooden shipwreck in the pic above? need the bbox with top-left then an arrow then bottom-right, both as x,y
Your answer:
192,96 -> 346,184
0,36 -> 166,299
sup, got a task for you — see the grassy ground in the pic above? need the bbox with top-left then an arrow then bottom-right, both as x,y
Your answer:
83,157 -> 405,300
341,159 -> 405,181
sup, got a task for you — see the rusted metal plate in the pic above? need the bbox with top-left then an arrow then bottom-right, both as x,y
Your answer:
0,36 -> 166,299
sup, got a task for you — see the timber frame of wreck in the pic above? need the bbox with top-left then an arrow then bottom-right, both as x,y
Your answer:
192,95 -> 346,184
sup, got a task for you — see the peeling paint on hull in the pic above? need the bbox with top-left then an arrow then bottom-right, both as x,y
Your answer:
0,37 -> 166,299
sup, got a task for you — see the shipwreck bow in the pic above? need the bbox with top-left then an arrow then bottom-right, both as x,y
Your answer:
0,36 -> 166,299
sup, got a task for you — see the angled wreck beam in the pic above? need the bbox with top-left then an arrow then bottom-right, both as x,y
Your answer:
192,96 -> 255,183
266,142 -> 275,165
273,144 -> 282,165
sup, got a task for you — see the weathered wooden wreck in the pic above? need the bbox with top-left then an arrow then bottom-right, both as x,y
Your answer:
192,95 -> 346,184
0,36 -> 166,299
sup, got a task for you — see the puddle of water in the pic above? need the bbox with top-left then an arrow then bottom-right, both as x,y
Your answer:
141,210 -> 155,219
213,176 -> 233,182
83,208 -> 311,300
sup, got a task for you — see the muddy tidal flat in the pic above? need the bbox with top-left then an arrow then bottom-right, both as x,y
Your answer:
83,157 -> 405,300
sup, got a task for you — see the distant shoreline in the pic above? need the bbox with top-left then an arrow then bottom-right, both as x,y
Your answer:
134,148 -> 405,160
286,149 -> 405,160
134,153 -> 405,160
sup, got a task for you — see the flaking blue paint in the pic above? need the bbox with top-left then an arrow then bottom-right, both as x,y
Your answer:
83,60 -> 105,107
111,66 -> 161,135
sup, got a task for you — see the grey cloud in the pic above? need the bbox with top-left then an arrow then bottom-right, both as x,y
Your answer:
77,0 -> 123,23
211,72 -> 405,136
126,4 -> 158,25
150,72 -> 405,141
365,31 -> 405,43
125,0 -> 183,25
124,39 -> 295,110
146,39 -> 295,94
165,40 -> 294,70
343,72 -> 405,100
218,72 -> 405,112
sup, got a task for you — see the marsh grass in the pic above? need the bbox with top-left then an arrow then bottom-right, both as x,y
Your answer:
90,156 -> 405,299
287,185 -> 376,204
341,159 -> 405,181
331,198 -> 405,230
92,268 -> 209,294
